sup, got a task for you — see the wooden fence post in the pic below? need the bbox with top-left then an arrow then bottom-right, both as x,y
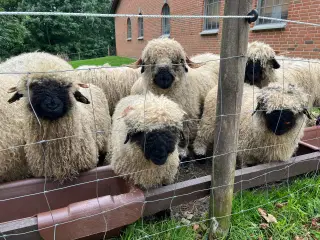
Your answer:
209,0 -> 252,239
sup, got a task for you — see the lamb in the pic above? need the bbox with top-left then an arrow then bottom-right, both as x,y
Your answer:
193,82 -> 311,166
129,38 -> 217,159
110,93 -> 186,189
5,52 -> 111,182
75,64 -> 141,116
245,41 -> 281,88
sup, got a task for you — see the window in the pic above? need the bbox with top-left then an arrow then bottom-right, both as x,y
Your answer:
203,0 -> 220,31
138,13 -> 144,39
127,18 -> 132,40
256,0 -> 289,26
161,4 -> 170,36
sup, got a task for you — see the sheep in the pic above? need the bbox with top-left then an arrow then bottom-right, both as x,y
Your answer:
5,52 -> 111,182
245,41 -> 281,88
110,92 -> 186,189
74,64 -> 141,116
193,82 -> 311,166
274,56 -> 320,107
0,51 -> 74,182
129,38 -> 217,160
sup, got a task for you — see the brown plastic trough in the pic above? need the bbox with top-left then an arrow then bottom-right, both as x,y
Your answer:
0,166 -> 144,240
1,127 -> 320,239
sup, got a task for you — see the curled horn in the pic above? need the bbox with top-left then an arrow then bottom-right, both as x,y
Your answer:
186,56 -> 205,69
74,90 -> 90,104
127,58 -> 143,69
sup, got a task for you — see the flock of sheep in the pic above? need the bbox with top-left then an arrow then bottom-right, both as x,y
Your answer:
0,38 -> 319,190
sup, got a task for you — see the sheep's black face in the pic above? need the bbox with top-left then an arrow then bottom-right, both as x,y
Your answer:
245,60 -> 263,87
124,127 -> 178,165
29,79 -> 72,120
154,67 -> 175,89
264,109 -> 296,136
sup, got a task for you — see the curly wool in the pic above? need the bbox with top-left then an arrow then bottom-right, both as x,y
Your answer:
275,56 -> 320,107
75,66 -> 141,115
111,93 -> 185,189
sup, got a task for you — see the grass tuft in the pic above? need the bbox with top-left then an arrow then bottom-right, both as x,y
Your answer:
70,56 -> 136,68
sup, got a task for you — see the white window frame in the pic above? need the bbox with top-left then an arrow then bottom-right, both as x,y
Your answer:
161,4 -> 170,38
127,18 -> 132,41
138,13 -> 144,40
201,0 -> 220,35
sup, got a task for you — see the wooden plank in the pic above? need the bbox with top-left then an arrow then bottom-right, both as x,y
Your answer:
2,152 -> 320,239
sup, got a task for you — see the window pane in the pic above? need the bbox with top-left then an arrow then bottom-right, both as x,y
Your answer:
257,0 -> 289,25
203,0 -> 219,30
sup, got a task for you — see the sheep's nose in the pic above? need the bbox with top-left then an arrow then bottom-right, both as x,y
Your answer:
43,96 -> 62,110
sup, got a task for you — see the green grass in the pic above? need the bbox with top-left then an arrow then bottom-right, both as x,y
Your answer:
118,174 -> 320,240
70,56 -> 136,68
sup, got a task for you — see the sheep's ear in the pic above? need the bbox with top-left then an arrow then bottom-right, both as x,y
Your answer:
303,108 -> 312,119
74,90 -> 90,104
252,101 -> 263,116
270,58 -> 280,69
178,130 -> 187,148
186,56 -> 205,69
124,132 -> 131,144
8,92 -> 23,103
78,83 -> 89,88
127,58 -> 143,69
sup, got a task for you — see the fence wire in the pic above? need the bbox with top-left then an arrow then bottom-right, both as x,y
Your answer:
0,10 -> 320,240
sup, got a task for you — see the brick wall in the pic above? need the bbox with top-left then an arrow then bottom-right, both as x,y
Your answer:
114,0 -> 320,59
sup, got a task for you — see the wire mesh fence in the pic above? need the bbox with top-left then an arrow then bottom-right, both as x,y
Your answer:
0,3 -> 320,240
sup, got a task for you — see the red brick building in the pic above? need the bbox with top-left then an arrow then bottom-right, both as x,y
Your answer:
111,0 -> 320,59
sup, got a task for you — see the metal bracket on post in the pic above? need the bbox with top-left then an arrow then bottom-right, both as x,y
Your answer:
246,9 -> 259,24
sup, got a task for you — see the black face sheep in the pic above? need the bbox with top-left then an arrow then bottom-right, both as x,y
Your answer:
245,41 -> 280,88
193,82 -> 311,166
129,38 -> 219,160
110,93 -> 186,190
0,52 -> 75,183
5,52 -> 111,182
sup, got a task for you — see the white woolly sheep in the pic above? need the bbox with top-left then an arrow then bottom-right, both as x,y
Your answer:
75,64 -> 141,116
110,93 -> 186,189
274,56 -> 320,107
129,38 -> 218,160
5,52 -> 111,182
193,82 -> 311,166
0,52 -> 74,182
245,41 -> 281,88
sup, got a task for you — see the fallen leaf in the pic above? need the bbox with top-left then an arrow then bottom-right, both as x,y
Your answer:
199,223 -> 208,231
258,237 -> 262,240
275,202 -> 288,208
294,236 -> 304,240
181,218 -> 191,225
258,208 -> 278,223
186,213 -> 194,220
269,237 -> 273,240
193,224 -> 199,231
259,223 -> 269,229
